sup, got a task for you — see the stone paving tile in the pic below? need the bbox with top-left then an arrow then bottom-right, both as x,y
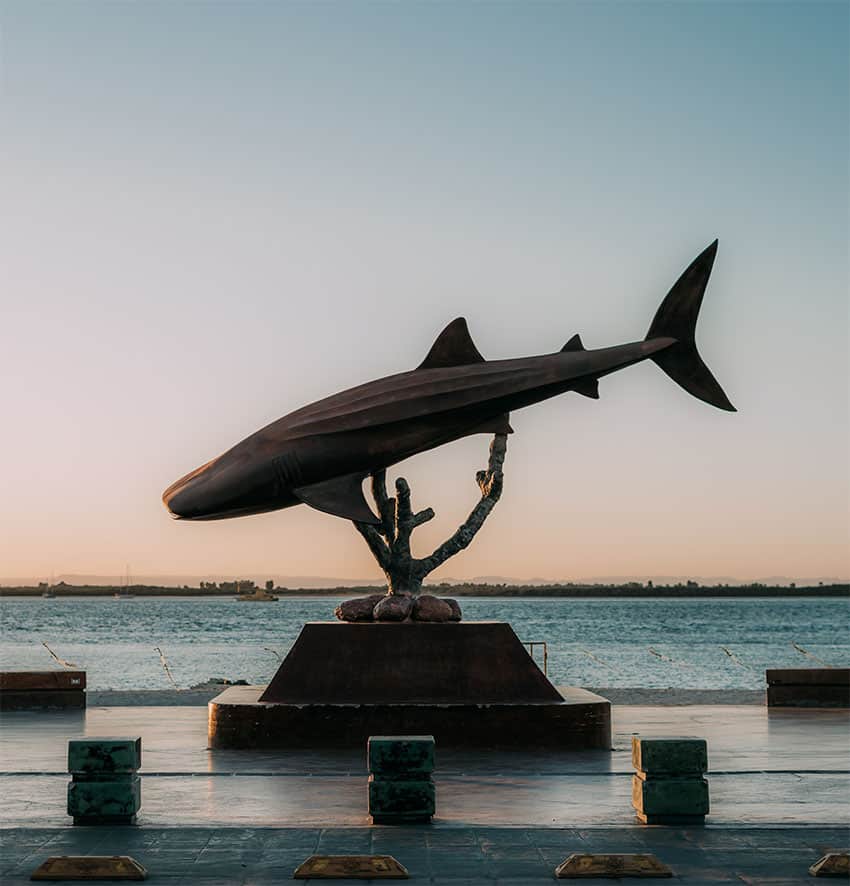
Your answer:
518,826 -> 583,847
425,829 -> 480,846
175,880 -> 247,886
315,826 -> 374,854
429,845 -> 488,878
735,827 -> 848,851
573,826 -> 651,849
371,828 -> 429,846
678,828 -> 752,849
474,827 -> 534,846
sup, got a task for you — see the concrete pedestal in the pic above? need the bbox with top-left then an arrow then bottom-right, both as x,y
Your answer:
259,622 -> 564,705
209,684 -> 610,749
766,668 -> 850,708
208,622 -> 611,750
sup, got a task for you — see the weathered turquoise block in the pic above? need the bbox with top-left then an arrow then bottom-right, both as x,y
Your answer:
368,735 -> 435,776
68,737 -> 141,774
368,775 -> 435,819
67,776 -> 141,819
632,774 -> 709,816
631,736 -> 707,775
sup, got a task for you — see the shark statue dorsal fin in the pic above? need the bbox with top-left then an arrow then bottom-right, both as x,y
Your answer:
418,318 -> 486,369
293,473 -> 380,524
562,334 -> 586,352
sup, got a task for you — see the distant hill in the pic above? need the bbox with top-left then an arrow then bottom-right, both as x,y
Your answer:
465,574 -> 850,587
1,580 -> 847,598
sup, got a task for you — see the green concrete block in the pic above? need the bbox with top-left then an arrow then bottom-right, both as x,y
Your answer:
67,776 -> 141,820
368,735 -> 435,776
368,775 -> 435,819
68,737 -> 141,775
631,736 -> 707,775
370,812 -> 432,824
636,812 -> 706,825
632,774 -> 709,816
71,772 -> 136,783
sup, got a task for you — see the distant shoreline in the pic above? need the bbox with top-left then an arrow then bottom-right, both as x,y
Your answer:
83,687 -> 767,707
1,583 -> 847,598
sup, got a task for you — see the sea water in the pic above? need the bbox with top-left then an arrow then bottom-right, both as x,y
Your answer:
1,595 -> 847,691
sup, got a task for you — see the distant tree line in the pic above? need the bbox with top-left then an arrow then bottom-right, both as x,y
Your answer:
2,581 -> 847,598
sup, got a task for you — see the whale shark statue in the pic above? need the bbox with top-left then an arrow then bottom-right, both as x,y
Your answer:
163,241 -> 734,525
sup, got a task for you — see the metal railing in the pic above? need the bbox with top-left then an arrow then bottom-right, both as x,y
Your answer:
522,640 -> 548,676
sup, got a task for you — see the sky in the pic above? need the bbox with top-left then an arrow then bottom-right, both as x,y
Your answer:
1,1 -> 847,584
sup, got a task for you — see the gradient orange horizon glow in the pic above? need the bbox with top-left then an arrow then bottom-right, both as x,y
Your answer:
1,2 -> 847,584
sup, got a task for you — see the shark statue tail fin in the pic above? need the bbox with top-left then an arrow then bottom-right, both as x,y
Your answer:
646,240 -> 736,412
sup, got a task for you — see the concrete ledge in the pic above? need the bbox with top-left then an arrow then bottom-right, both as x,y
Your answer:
0,671 -> 87,711
71,688 -> 768,706
766,669 -> 850,708
86,690 -> 220,706
0,671 -> 86,691
0,689 -> 86,711
588,688 -> 764,706
208,685 -> 611,750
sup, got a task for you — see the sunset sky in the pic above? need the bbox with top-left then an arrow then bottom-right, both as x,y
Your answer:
1,1 -> 847,584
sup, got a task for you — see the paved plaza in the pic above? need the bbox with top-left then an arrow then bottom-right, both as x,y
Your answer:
2,824 -> 848,884
1,702 -> 847,882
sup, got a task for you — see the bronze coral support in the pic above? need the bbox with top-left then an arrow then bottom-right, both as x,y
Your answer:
352,433 -> 508,596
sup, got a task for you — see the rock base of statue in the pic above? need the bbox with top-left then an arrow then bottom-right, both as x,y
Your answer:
208,622 -> 611,749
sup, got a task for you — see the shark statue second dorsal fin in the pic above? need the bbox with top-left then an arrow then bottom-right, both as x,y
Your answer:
562,334 -> 586,352
418,318 -> 486,370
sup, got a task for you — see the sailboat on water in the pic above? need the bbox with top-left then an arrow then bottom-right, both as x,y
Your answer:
41,571 -> 56,598
114,565 -> 134,599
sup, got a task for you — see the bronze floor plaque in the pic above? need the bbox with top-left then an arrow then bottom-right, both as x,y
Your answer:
293,855 -> 408,879
31,856 -> 146,880
555,853 -> 672,879
809,852 -> 850,877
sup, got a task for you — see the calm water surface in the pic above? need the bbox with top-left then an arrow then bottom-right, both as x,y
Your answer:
1,596 -> 847,690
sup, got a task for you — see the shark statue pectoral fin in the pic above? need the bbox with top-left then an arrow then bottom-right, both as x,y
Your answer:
293,474 -> 380,524
467,412 -> 514,434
